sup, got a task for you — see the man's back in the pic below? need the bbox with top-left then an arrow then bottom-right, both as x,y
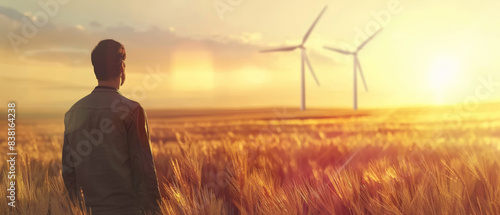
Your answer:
62,86 -> 161,215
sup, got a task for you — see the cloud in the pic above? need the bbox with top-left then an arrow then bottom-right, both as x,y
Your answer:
106,25 -> 135,34
89,21 -> 102,28
0,76 -> 89,90
23,47 -> 89,66
0,6 -> 29,22
0,6 -> 335,78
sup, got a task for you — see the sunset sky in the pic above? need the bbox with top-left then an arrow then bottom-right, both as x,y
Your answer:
1,0 -> 499,113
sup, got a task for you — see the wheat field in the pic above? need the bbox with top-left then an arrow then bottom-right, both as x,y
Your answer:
1,104 -> 499,215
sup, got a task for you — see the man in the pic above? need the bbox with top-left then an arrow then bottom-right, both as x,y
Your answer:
62,39 -> 162,215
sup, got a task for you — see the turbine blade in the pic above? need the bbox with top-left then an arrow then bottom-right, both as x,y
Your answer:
324,46 -> 352,55
260,46 -> 299,53
303,52 -> 320,86
356,57 -> 368,92
356,28 -> 383,52
302,5 -> 328,44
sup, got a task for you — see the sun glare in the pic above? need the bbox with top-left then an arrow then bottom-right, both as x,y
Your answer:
428,55 -> 461,104
169,45 -> 215,92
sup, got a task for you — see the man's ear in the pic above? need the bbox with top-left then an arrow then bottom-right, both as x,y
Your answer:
120,70 -> 126,86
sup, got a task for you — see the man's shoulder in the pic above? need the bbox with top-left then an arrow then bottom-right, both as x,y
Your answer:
110,95 -> 143,113
68,90 -> 143,109
64,94 -> 92,116
63,90 -> 146,124
63,93 -> 91,129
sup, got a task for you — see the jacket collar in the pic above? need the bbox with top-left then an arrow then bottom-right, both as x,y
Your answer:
95,86 -> 118,90
93,86 -> 121,94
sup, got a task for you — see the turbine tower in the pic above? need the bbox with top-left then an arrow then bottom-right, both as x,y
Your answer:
324,28 -> 382,110
260,6 -> 328,111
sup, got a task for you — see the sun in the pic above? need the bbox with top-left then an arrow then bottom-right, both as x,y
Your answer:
428,55 -> 462,104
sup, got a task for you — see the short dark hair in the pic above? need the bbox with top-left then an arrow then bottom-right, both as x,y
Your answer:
91,39 -> 126,81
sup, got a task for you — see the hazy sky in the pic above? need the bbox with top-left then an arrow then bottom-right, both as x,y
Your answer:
1,0 -> 500,113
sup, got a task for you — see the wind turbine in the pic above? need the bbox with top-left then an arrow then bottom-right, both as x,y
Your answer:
324,28 -> 382,110
260,6 -> 328,111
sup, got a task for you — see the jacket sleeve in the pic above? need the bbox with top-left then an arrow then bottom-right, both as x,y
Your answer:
126,105 -> 162,214
62,132 -> 78,202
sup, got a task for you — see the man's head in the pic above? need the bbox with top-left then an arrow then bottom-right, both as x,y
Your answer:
91,39 -> 126,86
